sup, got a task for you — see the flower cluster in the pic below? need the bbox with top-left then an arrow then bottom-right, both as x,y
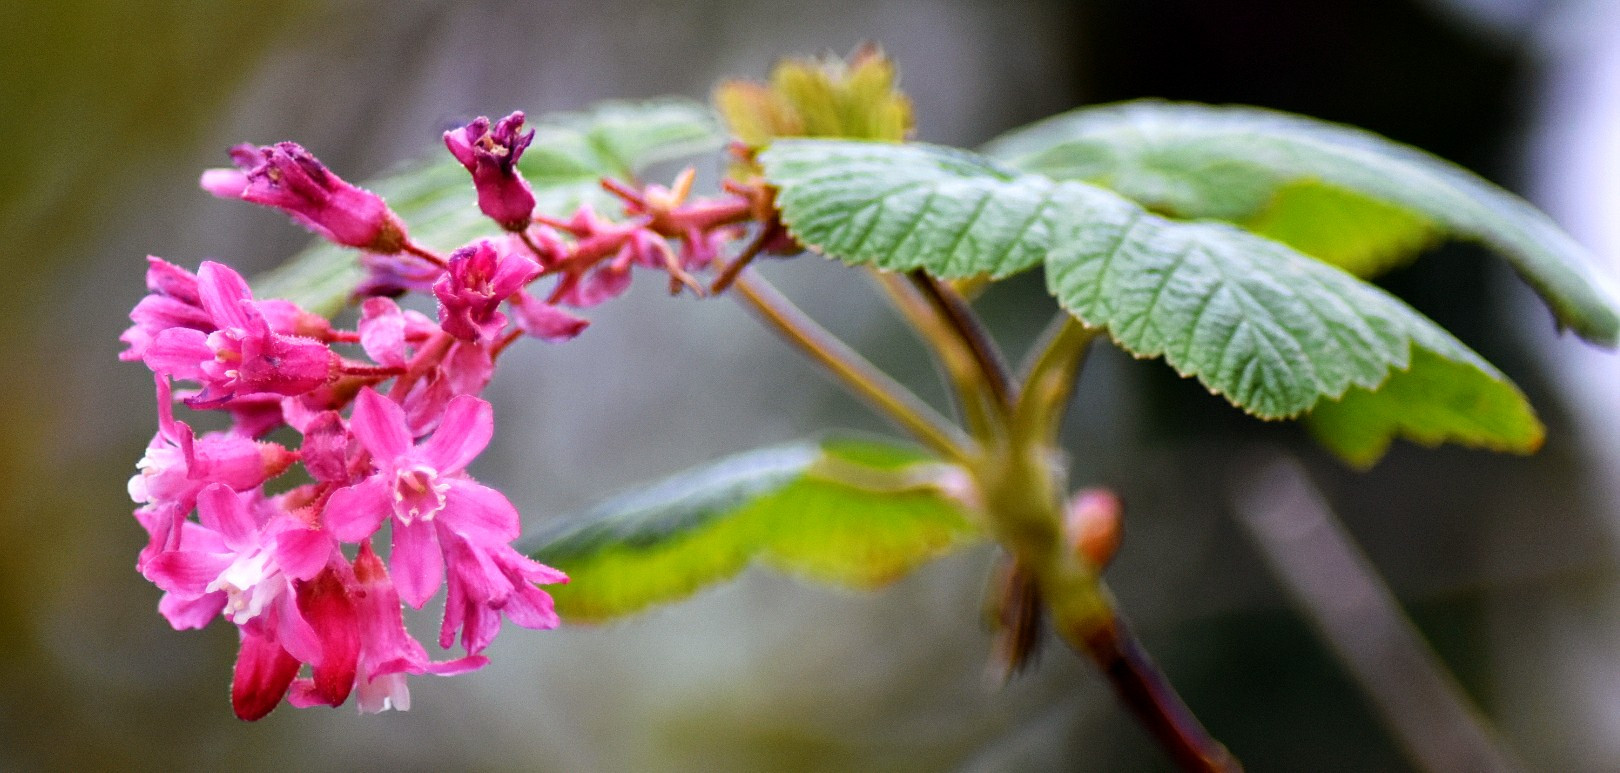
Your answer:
123,111 -> 764,719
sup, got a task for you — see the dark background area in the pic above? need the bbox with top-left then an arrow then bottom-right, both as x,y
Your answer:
2,0 -> 1617,770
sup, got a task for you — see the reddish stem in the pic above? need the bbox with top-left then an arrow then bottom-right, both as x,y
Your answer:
1078,616 -> 1242,772
403,240 -> 450,270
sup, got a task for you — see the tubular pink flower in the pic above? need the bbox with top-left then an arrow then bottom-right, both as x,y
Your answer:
203,142 -> 408,253
433,240 -> 540,342
445,112 -> 537,231
144,262 -> 336,407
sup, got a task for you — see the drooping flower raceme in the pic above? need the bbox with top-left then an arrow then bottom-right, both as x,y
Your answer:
124,112 -> 765,718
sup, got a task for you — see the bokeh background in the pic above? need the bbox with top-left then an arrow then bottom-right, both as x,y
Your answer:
4,0 -> 1620,770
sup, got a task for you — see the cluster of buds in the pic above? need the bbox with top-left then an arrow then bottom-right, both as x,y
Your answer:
122,111 -> 769,719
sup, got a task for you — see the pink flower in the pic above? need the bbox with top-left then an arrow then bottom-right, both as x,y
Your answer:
140,484 -> 348,719
345,542 -> 488,713
130,376 -> 296,566
143,262 -> 336,407
202,142 -> 407,253
445,112 -> 537,231
322,389 -> 565,653
433,240 -> 540,342
120,257 -> 211,363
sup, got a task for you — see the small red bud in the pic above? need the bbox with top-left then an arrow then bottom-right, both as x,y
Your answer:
1065,488 -> 1123,569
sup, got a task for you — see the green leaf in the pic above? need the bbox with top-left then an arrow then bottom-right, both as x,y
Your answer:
1245,181 -> 1438,278
253,98 -> 722,315
761,139 -> 1542,461
982,100 -> 1620,345
762,139 -> 1094,279
521,437 -> 980,621
1305,347 -> 1544,468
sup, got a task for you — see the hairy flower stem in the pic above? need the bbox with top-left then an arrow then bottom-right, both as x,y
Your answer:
730,271 -> 972,464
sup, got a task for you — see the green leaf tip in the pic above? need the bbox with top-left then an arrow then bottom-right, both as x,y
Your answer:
521,437 -> 980,622
984,99 -> 1620,346
762,139 -> 1545,464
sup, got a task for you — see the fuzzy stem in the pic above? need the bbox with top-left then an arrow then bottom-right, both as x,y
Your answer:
731,271 -> 972,464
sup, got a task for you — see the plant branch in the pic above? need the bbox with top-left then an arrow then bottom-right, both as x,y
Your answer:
872,270 -> 999,442
906,271 -> 1015,412
731,270 -> 972,464
1067,607 -> 1244,773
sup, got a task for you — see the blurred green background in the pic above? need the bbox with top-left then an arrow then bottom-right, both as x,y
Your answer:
3,0 -> 1619,770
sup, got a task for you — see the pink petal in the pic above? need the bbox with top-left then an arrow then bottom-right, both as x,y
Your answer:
159,590 -> 226,630
421,654 -> 488,676
231,630 -> 300,721
440,480 -> 520,542
350,388 -> 412,460
274,526 -> 333,581
197,261 -> 257,330
418,395 -> 492,474
500,583 -> 560,631
353,543 -> 429,676
358,298 -> 407,367
445,532 -> 510,606
274,592 -> 324,667
144,256 -> 202,303
512,293 -> 589,342
321,477 -> 391,543
391,517 -> 444,609
143,550 -> 232,597
295,568 -> 360,708
197,484 -> 256,552
201,168 -> 250,199
143,328 -> 212,380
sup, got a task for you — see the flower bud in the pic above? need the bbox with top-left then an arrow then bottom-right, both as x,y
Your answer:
444,112 -> 537,231
203,142 -> 407,253
1065,488 -> 1123,569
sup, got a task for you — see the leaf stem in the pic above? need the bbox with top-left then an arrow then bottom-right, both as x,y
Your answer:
871,270 -> 1000,443
906,271 -> 1015,412
1012,314 -> 1099,448
731,270 -> 972,464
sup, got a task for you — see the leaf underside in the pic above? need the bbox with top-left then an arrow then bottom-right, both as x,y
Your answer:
981,100 -> 1620,345
520,438 -> 979,622
253,98 -> 723,316
761,139 -> 1544,463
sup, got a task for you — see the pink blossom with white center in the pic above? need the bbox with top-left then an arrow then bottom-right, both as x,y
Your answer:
202,142 -> 408,253
321,388 -> 566,653
143,261 -> 336,407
